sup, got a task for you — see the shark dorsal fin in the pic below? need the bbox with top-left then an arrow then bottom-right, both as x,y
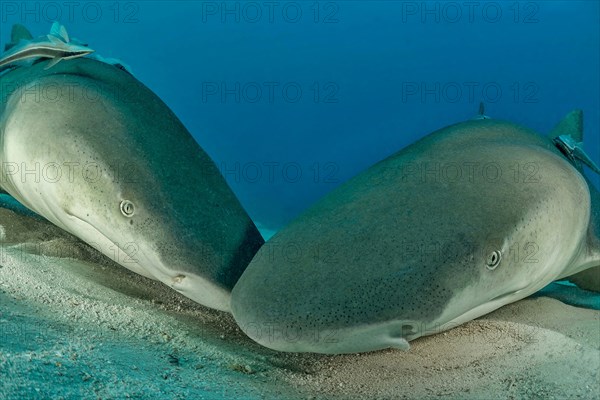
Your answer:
46,34 -> 63,45
471,102 -> 490,120
11,24 -> 33,43
49,21 -> 70,43
551,110 -> 600,175
4,24 -> 33,51
549,109 -> 583,141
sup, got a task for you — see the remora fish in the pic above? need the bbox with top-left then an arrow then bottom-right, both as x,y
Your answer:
0,22 -> 93,73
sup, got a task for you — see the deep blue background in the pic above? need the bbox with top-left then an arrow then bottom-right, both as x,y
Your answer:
2,1 -> 598,229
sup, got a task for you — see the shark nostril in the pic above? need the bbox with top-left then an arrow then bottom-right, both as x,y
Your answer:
391,323 -> 417,339
401,324 -> 416,337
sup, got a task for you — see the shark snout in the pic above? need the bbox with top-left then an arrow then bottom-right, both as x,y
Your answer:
68,43 -> 95,57
124,239 -> 232,311
168,271 -> 232,312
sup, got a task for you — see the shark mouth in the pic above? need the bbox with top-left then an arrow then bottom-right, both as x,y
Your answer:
64,212 -> 156,280
65,212 -> 232,312
487,288 -> 525,304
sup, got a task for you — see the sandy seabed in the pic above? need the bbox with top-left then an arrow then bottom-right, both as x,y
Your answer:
1,221 -> 599,399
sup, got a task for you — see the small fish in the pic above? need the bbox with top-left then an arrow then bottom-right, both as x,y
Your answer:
0,22 -> 94,73
554,134 -> 600,175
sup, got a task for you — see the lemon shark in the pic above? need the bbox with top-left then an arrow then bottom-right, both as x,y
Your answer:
0,57 -> 264,312
0,22 -> 93,73
231,110 -> 600,353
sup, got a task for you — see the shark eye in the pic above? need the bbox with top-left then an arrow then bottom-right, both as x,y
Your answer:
120,200 -> 135,217
486,250 -> 502,270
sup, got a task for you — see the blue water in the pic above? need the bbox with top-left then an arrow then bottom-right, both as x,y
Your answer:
1,1 -> 598,228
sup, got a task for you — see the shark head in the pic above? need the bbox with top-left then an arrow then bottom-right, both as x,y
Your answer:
52,41 -> 95,59
0,59 -> 263,311
231,116 -> 596,353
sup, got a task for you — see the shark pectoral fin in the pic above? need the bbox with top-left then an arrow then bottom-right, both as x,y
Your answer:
386,336 -> 410,351
44,57 -> 63,70
50,21 -> 70,42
